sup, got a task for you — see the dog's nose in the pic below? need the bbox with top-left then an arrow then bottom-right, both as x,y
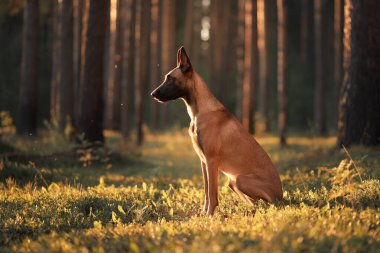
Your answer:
151,89 -> 160,97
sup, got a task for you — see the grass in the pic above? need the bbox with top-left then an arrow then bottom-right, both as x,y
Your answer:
0,130 -> 379,252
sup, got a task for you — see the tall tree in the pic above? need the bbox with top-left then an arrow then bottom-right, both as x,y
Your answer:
337,0 -> 380,147
73,0 -> 83,126
150,0 -> 162,131
334,0 -> 342,88
135,0 -> 151,146
59,0 -> 74,130
18,0 -> 39,135
314,0 -> 326,135
160,0 -> 175,127
277,0 -> 287,146
210,0 -> 232,104
120,0 -> 136,137
242,0 -> 258,134
50,0 -> 61,124
105,0 -> 118,130
235,0 -> 245,120
258,0 -> 269,132
77,0 -> 107,143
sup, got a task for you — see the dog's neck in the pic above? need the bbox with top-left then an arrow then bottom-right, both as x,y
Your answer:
182,72 -> 224,121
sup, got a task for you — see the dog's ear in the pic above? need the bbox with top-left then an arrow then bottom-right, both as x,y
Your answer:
177,46 -> 192,74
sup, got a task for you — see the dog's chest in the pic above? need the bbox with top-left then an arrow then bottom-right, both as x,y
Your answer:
189,121 -> 205,160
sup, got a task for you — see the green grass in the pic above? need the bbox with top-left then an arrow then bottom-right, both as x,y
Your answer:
0,130 -> 379,252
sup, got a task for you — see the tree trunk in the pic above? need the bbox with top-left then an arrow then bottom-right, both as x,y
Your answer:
337,0 -> 380,147
73,0 -> 83,127
258,0 -> 268,132
112,0 -> 123,131
150,0 -> 162,131
50,0 -> 60,125
77,0 -> 107,143
160,0 -> 175,127
277,0 -> 287,146
135,0 -> 151,146
242,0 -> 257,134
313,0 -> 326,135
184,0 -> 193,52
120,0 -> 136,137
300,0 -> 310,64
334,0 -> 342,88
18,0 -> 39,135
235,0 -> 244,120
105,0 -> 118,130
59,0 -> 74,130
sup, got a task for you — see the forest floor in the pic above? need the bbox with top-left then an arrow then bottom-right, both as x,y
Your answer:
0,130 -> 379,252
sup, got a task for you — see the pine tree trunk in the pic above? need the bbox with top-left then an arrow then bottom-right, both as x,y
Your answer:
105,0 -> 118,130
73,0 -> 83,127
334,0 -> 342,88
313,0 -> 326,135
277,0 -> 287,146
242,0 -> 257,134
112,0 -> 123,131
235,0 -> 244,120
18,0 -> 39,135
160,0 -> 175,127
120,0 -> 136,137
184,0 -> 193,52
258,0 -> 269,132
50,0 -> 61,124
150,0 -> 162,131
77,0 -> 107,143
337,0 -> 380,147
59,0 -> 74,130
135,0 -> 151,146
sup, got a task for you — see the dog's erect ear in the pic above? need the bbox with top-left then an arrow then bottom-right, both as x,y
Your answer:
177,46 -> 192,74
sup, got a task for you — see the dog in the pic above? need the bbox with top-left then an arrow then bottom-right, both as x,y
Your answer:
151,47 -> 283,216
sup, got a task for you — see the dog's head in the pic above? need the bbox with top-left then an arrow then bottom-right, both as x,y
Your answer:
151,46 -> 193,103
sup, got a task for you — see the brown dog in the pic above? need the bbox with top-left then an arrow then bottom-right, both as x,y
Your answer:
151,47 -> 283,215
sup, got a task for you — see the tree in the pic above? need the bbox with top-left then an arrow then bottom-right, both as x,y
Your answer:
73,0 -> 83,127
59,0 -> 74,130
334,0 -> 342,88
105,0 -> 118,130
149,0 -> 162,131
337,0 -> 380,147
135,0 -> 151,146
258,0 -> 269,132
120,0 -> 136,137
50,0 -> 61,124
77,0 -> 107,143
160,0 -> 175,127
235,0 -> 245,120
277,0 -> 287,146
314,0 -> 326,135
242,0 -> 257,134
18,0 -> 39,135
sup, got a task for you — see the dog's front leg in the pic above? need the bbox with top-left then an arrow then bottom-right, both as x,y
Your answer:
206,159 -> 219,216
201,162 -> 209,213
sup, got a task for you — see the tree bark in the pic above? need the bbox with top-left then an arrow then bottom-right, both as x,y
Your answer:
59,0 -> 75,130
18,0 -> 39,135
150,0 -> 162,131
334,0 -> 342,88
160,0 -> 176,127
50,0 -> 60,125
105,0 -> 118,130
235,0 -> 245,120
120,0 -> 136,137
277,0 -> 287,146
314,0 -> 326,135
337,0 -> 380,147
242,0 -> 257,134
258,0 -> 268,132
77,0 -> 107,143
135,0 -> 151,146
73,0 -> 83,127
